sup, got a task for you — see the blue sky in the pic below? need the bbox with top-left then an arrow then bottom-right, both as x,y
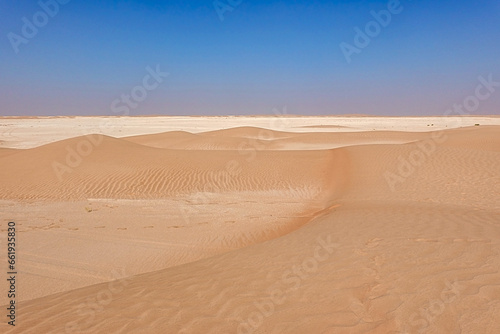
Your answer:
1,0 -> 499,116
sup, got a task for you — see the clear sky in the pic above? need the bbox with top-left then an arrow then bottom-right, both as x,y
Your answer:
1,0 -> 499,116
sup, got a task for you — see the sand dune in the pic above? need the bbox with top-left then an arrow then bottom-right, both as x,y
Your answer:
0,130 -> 348,303
0,134 -> 344,200
123,131 -> 201,149
1,119 -> 499,333
200,126 -> 297,139
437,126 -> 500,152
124,128 -> 429,151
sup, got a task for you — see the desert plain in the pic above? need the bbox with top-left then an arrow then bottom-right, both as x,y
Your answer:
0,115 -> 499,333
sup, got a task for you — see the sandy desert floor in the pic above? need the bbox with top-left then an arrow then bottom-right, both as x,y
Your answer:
0,116 -> 499,333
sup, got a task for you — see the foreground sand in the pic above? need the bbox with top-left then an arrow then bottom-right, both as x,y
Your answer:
1,116 -> 499,333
